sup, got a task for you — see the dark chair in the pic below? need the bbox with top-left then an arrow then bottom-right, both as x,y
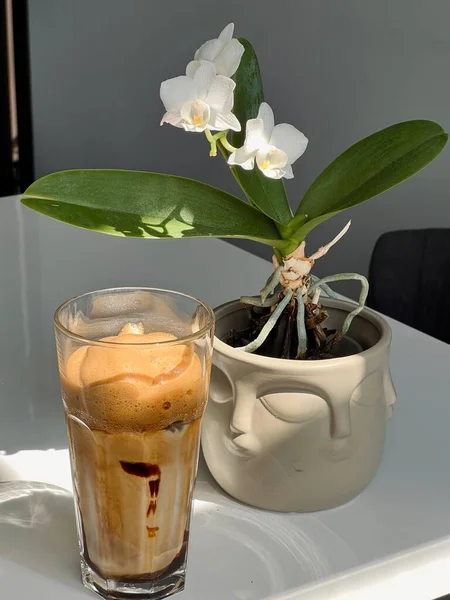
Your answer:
367,229 -> 450,344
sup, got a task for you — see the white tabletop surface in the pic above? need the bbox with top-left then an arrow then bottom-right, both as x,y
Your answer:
1,195 -> 450,600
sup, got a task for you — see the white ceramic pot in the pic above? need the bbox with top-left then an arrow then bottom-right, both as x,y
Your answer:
201,298 -> 396,512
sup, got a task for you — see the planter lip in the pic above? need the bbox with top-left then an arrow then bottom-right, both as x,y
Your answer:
213,297 -> 392,368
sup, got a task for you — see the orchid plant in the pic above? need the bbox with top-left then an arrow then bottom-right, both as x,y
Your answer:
22,24 -> 448,359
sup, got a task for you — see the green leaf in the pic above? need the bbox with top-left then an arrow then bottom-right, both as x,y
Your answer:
228,38 -> 293,226
232,39 -> 264,149
289,211 -> 342,245
21,169 -> 285,248
296,120 -> 448,220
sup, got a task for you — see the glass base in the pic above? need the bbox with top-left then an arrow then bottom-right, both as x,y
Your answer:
80,556 -> 185,599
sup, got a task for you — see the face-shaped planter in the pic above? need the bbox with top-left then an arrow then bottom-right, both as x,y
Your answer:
201,298 -> 396,512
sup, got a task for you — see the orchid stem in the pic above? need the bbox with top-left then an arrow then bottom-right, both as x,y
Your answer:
218,133 -> 237,153
205,130 -> 217,157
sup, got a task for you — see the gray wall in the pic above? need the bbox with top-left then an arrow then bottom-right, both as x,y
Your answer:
28,0 -> 450,296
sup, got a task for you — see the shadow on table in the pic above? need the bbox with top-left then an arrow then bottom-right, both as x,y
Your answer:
0,476 -> 357,600
0,481 -> 81,590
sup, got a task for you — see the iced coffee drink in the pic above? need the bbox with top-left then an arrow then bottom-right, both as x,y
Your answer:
54,289 -> 214,599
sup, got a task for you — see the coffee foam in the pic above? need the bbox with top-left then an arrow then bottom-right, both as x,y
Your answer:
62,325 -> 206,431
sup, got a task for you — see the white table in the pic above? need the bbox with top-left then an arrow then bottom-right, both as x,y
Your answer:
1,195 -> 449,600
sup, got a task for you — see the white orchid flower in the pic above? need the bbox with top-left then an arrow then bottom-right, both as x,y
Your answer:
186,23 -> 245,79
228,102 -> 308,179
160,61 -> 241,133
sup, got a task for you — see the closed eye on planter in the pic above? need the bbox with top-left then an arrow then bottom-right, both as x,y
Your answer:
260,392 -> 327,424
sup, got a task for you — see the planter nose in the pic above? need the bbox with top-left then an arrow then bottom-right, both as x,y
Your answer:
230,382 -> 255,435
328,392 -> 352,439
384,369 -> 397,420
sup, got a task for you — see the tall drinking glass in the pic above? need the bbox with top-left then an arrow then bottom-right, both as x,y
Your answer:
54,288 -> 215,599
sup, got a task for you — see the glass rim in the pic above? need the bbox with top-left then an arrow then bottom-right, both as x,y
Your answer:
54,286 -> 215,348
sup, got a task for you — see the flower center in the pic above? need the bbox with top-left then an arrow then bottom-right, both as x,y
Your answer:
181,100 -> 210,129
256,146 -> 288,171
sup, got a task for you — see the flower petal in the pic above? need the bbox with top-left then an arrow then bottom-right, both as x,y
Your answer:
243,118 -> 265,153
160,76 -> 196,112
282,164 -> 294,179
259,167 -> 284,179
205,75 -> 236,112
186,60 -> 200,78
228,147 -> 255,171
257,102 -> 275,142
181,121 -> 208,133
228,148 -> 256,170
218,23 -> 234,46
193,61 -> 217,100
269,123 -> 308,164
209,110 -> 241,132
194,38 -> 222,62
160,111 -> 183,127
214,39 -> 245,77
